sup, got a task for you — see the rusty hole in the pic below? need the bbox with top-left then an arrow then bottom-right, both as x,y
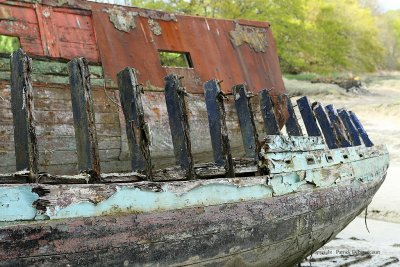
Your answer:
359,154 -> 364,158
159,50 -> 193,68
285,159 -> 292,164
307,157 -> 315,165
343,154 -> 349,159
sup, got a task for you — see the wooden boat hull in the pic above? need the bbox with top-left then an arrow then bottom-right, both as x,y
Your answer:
0,145 -> 388,267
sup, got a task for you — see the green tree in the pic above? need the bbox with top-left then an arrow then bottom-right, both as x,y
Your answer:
0,35 -> 20,54
379,11 -> 400,70
131,0 -> 385,73
304,0 -> 383,73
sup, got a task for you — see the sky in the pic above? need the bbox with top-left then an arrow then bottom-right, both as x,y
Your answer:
378,0 -> 400,11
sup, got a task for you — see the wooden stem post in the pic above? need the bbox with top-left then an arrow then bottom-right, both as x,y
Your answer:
337,109 -> 361,146
117,68 -> 152,179
313,103 -> 338,149
232,84 -> 259,160
297,96 -> 321,137
259,89 -> 280,135
349,111 -> 374,147
68,58 -> 100,179
325,104 -> 351,148
204,79 -> 235,178
164,74 -> 194,179
284,95 -> 303,136
10,48 -> 38,180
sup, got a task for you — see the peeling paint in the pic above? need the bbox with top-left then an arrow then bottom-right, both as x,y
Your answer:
47,183 -> 273,219
148,19 -> 162,35
0,144 -> 389,222
104,6 -> 137,32
0,186 -> 38,221
229,23 -> 268,53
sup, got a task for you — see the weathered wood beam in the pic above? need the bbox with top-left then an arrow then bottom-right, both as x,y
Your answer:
68,58 -> 100,180
204,79 -> 235,177
10,48 -> 38,181
164,74 -> 194,179
259,89 -> 280,135
349,111 -> 374,147
117,68 -> 153,180
313,103 -> 338,149
325,104 -> 351,148
232,84 -> 259,160
264,135 -> 325,152
0,172 -> 29,184
284,95 -> 303,136
297,96 -> 321,137
337,109 -> 362,146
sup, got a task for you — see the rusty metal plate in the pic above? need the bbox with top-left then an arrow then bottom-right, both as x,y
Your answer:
91,3 -> 286,96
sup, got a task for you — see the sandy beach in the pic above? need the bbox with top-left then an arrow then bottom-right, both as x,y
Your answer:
285,73 -> 400,266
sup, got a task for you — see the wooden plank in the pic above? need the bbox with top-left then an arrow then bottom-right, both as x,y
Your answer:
34,87 -> 71,100
68,57 -> 100,179
313,103 -> 338,149
37,136 -> 120,151
0,151 -> 16,167
51,10 -> 94,30
0,3 -> 38,24
37,136 -> 76,151
0,57 -> 9,71
0,17 -> 43,55
0,20 -> 40,36
297,96 -> 321,137
0,108 -> 12,122
34,110 -> 117,125
20,42 -> 44,56
164,74 -> 194,178
35,3 -> 49,56
38,150 -> 77,165
284,95 -> 303,136
349,111 -> 374,147
37,149 -> 121,166
57,27 -> 97,45
259,89 -> 280,135
10,48 -> 38,180
0,56 -> 103,77
34,98 -> 72,111
204,79 -> 235,177
337,109 -> 362,146
325,104 -> 351,148
117,67 -> 152,180
35,123 -> 120,137
35,98 -> 108,112
0,138 -> 14,151
232,84 -> 259,159
59,42 -> 99,63
36,5 -> 62,57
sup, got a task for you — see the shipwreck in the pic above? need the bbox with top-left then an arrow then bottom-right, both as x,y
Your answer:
0,0 -> 389,266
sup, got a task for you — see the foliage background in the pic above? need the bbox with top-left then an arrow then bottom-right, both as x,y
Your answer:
131,0 -> 400,74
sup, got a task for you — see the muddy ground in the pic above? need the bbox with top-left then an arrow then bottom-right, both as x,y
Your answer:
284,73 -> 400,266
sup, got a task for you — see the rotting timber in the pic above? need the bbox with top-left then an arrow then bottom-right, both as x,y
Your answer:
0,1 -> 389,267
